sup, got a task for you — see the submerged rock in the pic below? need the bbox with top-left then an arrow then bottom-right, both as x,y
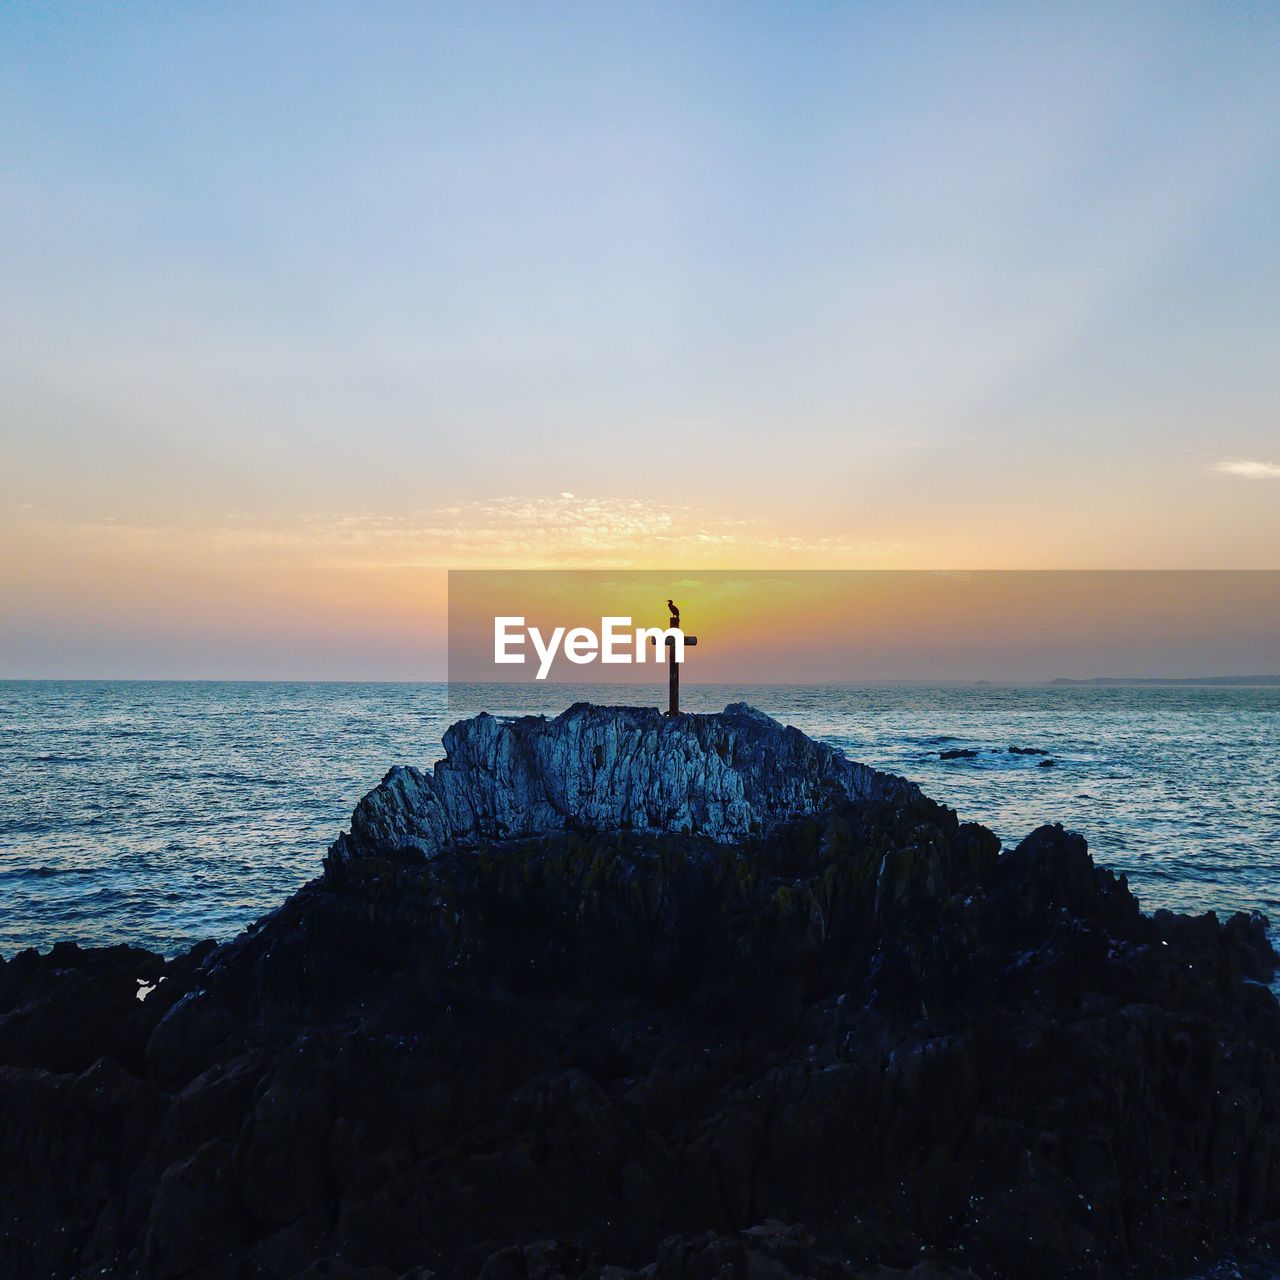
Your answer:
1,704 -> 1278,1280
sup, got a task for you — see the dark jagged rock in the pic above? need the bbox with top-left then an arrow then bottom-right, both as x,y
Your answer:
328,702 -> 918,871
1,704 -> 1278,1280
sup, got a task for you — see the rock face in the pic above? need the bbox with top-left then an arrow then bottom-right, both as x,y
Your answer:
1,704 -> 1279,1280
329,702 -> 918,870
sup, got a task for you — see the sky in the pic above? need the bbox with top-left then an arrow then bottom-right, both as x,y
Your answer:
448,570 -> 1280,684
2,3 -> 1278,678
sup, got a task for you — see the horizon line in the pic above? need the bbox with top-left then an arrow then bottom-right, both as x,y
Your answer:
3,675 -> 1279,687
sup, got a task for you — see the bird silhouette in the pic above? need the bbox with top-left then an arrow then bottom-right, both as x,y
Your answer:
667,599 -> 680,625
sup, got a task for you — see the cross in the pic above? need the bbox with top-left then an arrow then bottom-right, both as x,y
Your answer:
650,598 -> 697,716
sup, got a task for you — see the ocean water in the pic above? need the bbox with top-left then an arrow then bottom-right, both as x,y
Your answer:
0,680 -> 1277,958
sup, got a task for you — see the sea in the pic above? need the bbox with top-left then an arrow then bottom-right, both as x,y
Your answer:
1,680 -> 1277,960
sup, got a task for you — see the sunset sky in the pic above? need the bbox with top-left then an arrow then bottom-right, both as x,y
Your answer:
449,571 -> 1280,684
2,4 -> 1279,677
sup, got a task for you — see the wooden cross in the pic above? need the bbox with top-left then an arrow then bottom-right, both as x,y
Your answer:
651,598 -> 697,716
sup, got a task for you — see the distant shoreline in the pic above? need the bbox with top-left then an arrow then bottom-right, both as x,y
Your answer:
1050,675 -> 1280,687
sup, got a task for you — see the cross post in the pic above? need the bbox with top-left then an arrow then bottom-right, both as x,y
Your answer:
651,599 -> 697,716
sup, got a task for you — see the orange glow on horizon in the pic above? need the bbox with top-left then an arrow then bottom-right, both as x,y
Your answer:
447,570 -> 1280,685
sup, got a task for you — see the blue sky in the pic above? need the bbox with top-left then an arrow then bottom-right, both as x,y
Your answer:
2,3 -> 1278,674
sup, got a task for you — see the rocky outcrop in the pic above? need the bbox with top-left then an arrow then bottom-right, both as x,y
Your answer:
1,705 -> 1278,1280
328,702 -> 918,871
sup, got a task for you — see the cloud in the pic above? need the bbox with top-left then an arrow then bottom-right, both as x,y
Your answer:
72,494 -> 911,570
1213,460 -> 1280,480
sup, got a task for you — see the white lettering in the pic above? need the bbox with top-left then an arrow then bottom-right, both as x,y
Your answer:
564,626 -> 598,664
493,617 -> 689,679
600,616 -> 632,664
529,625 -> 566,680
635,626 -> 685,663
494,617 -> 526,664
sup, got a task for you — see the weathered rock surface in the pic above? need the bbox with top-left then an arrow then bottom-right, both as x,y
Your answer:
328,702 -> 918,870
2,705 -> 1278,1280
